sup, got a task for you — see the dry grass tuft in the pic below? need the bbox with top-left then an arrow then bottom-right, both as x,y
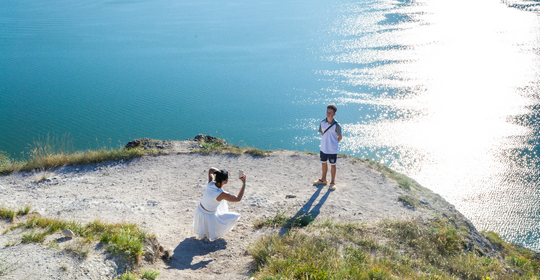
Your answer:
0,135 -> 145,175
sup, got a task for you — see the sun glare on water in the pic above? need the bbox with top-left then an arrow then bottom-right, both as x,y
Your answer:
323,0 -> 540,247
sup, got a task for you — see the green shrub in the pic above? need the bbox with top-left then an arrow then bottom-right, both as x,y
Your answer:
0,207 -> 15,220
118,271 -> 138,280
254,211 -> 288,228
100,227 -> 145,264
0,205 -> 30,222
66,240 -> 91,258
0,151 -> 24,175
254,212 -> 315,229
21,231 -> 46,243
16,205 -> 31,216
193,139 -> 271,157
243,147 -> 269,157
141,269 -> 161,280
398,195 -> 421,208
393,174 -> 412,190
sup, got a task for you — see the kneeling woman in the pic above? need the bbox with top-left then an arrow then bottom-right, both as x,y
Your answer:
193,167 -> 247,241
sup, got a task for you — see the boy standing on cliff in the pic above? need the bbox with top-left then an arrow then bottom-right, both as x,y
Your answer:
314,104 -> 343,190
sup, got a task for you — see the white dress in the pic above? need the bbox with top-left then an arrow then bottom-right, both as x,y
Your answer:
193,182 -> 241,241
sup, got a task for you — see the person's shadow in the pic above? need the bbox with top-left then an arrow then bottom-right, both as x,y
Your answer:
279,185 -> 332,235
166,237 -> 227,271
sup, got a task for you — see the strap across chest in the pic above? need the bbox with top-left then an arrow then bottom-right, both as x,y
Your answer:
323,121 -> 338,134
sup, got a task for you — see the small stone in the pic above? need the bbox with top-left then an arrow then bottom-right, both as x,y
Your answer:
145,246 -> 154,255
62,229 -> 75,237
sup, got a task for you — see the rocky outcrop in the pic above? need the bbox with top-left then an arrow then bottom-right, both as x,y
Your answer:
124,138 -> 173,150
143,236 -> 173,263
193,134 -> 227,145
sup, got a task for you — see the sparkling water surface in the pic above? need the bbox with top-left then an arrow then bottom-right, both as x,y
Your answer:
2,0 -> 540,250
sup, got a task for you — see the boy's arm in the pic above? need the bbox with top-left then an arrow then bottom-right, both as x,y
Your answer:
338,135 -> 343,142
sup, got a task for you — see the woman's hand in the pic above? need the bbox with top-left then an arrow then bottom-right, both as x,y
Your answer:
240,174 -> 247,185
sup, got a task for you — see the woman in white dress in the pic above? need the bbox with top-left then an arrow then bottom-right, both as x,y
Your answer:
193,167 -> 247,241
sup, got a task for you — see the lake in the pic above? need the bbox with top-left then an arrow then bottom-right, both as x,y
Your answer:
1,0 -> 540,250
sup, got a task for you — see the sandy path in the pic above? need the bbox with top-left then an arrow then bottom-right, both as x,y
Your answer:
0,140 -> 441,279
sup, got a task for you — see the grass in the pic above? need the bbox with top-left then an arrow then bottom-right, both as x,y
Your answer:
0,205 -> 30,221
100,226 -> 146,264
296,151 -> 421,193
3,209 -> 150,265
141,269 -> 161,280
0,207 -> 15,221
1,135 -> 271,174
0,134 -> 146,175
254,211 -> 289,228
249,213 -> 540,280
355,158 -> 420,191
253,211 -> 315,229
21,230 -> 47,243
0,148 -> 145,175
398,195 -> 421,209
483,230 -> 540,276
193,139 -> 271,157
116,269 -> 161,280
21,148 -> 145,173
1,207 -> 158,277
118,271 -> 138,280
65,240 -> 91,258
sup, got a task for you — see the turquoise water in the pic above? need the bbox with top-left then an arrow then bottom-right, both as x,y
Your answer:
2,0 -> 540,250
1,0 -> 335,155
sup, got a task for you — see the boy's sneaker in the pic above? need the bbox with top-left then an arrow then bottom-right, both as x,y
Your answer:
313,179 -> 327,185
329,183 -> 336,190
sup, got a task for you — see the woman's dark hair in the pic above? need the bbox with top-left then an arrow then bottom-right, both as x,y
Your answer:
214,169 -> 229,187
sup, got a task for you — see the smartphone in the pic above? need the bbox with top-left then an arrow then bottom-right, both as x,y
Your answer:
238,170 -> 244,179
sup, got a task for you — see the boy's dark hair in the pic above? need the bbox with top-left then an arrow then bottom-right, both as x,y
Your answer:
327,104 -> 337,113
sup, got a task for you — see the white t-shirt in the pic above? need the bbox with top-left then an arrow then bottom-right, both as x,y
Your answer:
319,118 -> 342,154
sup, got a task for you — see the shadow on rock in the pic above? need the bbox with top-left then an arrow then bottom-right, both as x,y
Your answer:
56,236 -> 72,243
167,237 -> 227,270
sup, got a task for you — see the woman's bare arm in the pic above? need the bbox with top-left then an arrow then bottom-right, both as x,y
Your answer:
217,175 -> 246,202
208,167 -> 219,183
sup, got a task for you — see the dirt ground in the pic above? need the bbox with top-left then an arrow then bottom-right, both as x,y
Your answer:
0,140 -> 451,279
